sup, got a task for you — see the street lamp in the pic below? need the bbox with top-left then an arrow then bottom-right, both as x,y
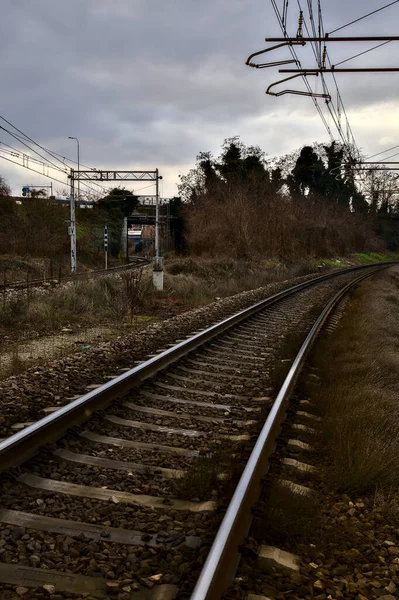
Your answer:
68,136 -> 80,202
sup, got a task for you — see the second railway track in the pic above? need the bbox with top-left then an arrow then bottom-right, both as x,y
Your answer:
0,264 -> 391,599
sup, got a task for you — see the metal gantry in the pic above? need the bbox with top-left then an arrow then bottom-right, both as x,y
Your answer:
67,169 -> 164,287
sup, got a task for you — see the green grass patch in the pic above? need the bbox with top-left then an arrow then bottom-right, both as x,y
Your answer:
351,251 -> 399,264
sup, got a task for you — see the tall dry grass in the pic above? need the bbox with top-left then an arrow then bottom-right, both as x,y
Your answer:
309,268 -> 399,494
0,276 -> 126,333
164,256 -> 316,306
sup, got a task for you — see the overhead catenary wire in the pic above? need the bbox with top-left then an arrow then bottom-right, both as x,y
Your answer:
282,0 -> 289,29
334,40 -> 392,67
329,0 -> 399,35
0,128 -> 109,196
315,1 -> 360,157
0,115 -> 109,195
270,0 -> 335,142
0,119 -> 111,197
366,143 -> 399,160
0,115 -> 73,173
0,114 -> 156,200
296,0 -> 352,150
0,154 -> 74,189
0,125 -> 68,174
0,142 -> 105,198
274,0 -> 357,152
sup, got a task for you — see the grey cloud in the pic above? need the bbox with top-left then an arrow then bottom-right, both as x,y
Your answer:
1,0 -> 399,196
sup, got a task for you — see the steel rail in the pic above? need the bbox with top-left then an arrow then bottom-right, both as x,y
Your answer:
190,267 -> 385,600
0,262 -> 393,473
3,258 -> 150,291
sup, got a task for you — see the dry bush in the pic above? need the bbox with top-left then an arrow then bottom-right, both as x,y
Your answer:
117,269 -> 149,323
310,268 -> 399,494
164,256 -> 316,308
184,178 -> 381,260
0,199 -> 68,258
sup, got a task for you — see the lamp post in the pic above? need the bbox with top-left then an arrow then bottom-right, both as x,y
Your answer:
68,136 -> 80,202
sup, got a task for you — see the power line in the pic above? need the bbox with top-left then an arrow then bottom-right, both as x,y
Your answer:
1,127 -> 109,195
272,0 -> 357,150
329,0 -> 399,35
0,115 -> 71,173
335,40 -> 392,67
0,115 -> 109,195
0,114 -> 145,199
0,154 -> 72,188
316,1 -> 360,156
366,143 -> 399,160
0,144 -> 104,198
134,183 -> 157,193
374,150 -> 399,162
270,0 -> 335,141
298,0 -> 353,149
0,125 -> 67,173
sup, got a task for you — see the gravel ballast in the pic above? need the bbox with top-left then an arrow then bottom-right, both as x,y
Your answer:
0,269 -> 358,438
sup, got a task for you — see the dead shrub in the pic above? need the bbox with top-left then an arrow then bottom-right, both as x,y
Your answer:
184,178 -> 381,260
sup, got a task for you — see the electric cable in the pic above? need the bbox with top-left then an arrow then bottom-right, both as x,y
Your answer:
329,0 -> 399,35
0,115 -> 109,195
366,143 -> 399,160
334,40 -> 392,67
0,143 -> 105,198
270,0 -> 335,141
0,154 -> 73,188
0,115 -> 154,199
297,0 -> 350,147
0,126 -> 67,173
316,2 -> 360,157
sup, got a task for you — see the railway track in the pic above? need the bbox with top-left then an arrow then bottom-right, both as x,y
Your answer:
0,264 -> 391,599
2,258 -> 150,294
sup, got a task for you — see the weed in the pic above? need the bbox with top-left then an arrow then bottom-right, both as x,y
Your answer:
171,445 -> 241,501
253,479 -> 321,543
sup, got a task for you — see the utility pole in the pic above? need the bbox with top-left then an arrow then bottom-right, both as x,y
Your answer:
152,168 -> 164,290
68,137 -> 80,202
155,168 -> 160,258
69,169 -> 77,273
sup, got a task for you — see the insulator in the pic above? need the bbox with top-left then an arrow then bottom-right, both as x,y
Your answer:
297,10 -> 303,38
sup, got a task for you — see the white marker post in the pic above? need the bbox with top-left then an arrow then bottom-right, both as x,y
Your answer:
104,225 -> 108,270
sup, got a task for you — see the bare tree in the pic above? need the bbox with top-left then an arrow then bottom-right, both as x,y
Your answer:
0,174 -> 11,197
361,170 -> 399,214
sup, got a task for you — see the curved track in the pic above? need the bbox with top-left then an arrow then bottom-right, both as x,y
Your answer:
0,264 -> 391,599
2,257 -> 150,294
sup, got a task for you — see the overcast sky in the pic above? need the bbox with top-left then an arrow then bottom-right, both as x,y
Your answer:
1,0 -> 398,198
